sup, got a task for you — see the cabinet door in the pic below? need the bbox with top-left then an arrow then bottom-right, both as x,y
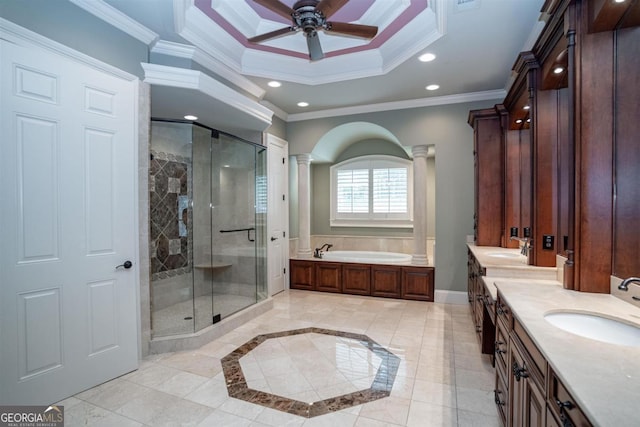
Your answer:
290,260 -> 315,290
342,264 -> 371,295
401,267 -> 434,301
524,374 -> 546,427
371,265 -> 401,298
315,262 -> 342,293
509,341 -> 526,427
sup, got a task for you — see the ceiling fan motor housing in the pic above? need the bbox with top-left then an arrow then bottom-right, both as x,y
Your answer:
292,0 -> 326,35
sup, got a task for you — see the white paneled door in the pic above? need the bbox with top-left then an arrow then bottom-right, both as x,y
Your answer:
267,134 -> 289,296
0,37 -> 138,404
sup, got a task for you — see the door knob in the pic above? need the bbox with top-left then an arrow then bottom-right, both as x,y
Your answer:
270,237 -> 278,241
116,260 -> 133,269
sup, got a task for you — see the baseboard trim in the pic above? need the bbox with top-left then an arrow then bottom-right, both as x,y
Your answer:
434,290 -> 468,305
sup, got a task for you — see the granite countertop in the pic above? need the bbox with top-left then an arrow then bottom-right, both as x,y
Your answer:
495,280 -> 640,427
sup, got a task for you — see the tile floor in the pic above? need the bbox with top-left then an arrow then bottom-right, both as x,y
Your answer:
58,290 -> 499,426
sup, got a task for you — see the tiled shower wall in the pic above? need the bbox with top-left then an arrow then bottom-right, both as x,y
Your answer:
149,151 -> 191,276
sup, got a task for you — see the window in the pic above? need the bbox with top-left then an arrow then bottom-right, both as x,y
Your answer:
330,155 -> 413,227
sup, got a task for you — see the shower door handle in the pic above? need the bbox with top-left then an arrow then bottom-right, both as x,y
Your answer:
270,237 -> 278,241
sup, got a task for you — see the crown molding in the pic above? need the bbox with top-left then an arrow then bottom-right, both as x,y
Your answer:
151,40 -> 265,99
0,17 -> 137,81
260,101 -> 289,122
141,63 -> 272,126
68,0 -> 158,45
286,89 -> 507,122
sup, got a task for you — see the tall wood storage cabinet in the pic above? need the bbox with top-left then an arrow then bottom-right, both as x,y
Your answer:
469,108 -> 504,247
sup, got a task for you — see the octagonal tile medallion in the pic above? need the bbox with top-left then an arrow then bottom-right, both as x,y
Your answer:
221,327 -> 400,418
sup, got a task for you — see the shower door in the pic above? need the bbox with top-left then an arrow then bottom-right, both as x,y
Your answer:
205,132 -> 267,324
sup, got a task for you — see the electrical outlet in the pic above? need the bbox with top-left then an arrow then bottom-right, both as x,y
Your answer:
510,227 -> 519,237
543,235 -> 554,250
523,227 -> 531,238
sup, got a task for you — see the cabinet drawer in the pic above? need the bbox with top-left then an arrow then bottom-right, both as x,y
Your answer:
494,372 -> 508,426
548,369 -> 593,427
494,319 -> 509,382
513,318 -> 546,390
496,292 -> 512,331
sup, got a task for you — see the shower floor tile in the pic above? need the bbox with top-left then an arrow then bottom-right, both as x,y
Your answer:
152,293 -> 256,337
68,290 -> 499,426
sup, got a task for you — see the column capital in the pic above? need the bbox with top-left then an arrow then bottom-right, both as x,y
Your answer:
411,145 -> 430,159
296,153 -> 312,165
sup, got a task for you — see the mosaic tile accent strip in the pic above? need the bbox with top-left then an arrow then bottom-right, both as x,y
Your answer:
221,327 -> 400,418
150,150 -> 192,277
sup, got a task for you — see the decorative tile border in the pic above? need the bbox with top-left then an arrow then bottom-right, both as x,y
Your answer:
221,327 -> 400,418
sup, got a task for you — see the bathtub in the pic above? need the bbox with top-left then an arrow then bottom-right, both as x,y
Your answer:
320,250 -> 412,265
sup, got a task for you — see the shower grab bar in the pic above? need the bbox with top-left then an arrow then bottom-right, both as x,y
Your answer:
219,227 -> 255,242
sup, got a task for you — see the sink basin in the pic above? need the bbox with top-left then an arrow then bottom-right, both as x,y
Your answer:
544,311 -> 640,347
486,252 -> 522,259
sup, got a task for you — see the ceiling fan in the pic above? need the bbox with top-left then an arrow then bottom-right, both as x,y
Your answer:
248,0 -> 379,61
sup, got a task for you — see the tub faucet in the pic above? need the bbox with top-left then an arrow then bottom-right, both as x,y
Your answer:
618,277 -> 640,291
510,236 -> 531,256
314,243 -> 333,259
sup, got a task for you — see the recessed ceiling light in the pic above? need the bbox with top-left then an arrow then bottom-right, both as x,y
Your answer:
523,105 -> 530,110
268,81 -> 281,88
553,67 -> 564,74
516,119 -> 523,124
223,164 -> 230,168
614,0 -> 625,3
297,102 -> 309,107
426,84 -> 440,91
418,53 -> 436,62
184,115 -> 198,121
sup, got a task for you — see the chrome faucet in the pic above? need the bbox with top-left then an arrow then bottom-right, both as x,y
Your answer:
314,243 -> 333,258
618,277 -> 640,291
510,236 -> 531,256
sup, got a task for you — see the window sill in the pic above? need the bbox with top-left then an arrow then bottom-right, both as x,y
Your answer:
330,220 -> 413,229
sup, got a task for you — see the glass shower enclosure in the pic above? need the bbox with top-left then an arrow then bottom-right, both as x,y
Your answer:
149,120 -> 267,338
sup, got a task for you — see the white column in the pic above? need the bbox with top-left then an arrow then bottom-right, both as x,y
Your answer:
412,145 -> 429,265
296,154 -> 313,258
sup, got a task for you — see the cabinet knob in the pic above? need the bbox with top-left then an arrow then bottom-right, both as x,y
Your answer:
494,389 -> 505,406
556,400 -> 575,427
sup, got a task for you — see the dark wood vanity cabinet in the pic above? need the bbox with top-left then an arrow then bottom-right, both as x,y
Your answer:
289,259 -> 434,301
468,250 -> 495,355
468,108 -> 505,247
494,292 -> 592,427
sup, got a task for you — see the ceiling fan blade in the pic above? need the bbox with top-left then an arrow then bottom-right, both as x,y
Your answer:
316,0 -> 349,19
248,26 -> 296,43
253,0 -> 295,20
325,21 -> 378,39
306,31 -> 324,61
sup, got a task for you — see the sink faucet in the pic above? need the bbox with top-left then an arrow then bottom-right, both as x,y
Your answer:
618,277 -> 640,291
510,236 -> 531,256
314,243 -> 333,259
